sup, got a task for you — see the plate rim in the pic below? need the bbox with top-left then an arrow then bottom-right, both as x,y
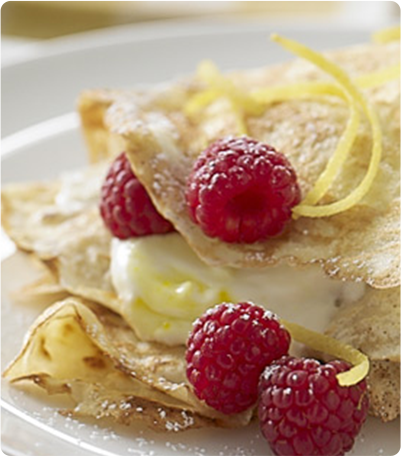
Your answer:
2,19 -> 387,138
1,16 -> 385,70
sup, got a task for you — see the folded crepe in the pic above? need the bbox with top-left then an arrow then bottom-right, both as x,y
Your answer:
79,40 -> 400,288
3,296 -> 252,431
2,39 -> 400,427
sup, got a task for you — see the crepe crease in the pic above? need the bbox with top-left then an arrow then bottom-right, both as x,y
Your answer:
4,298 -> 252,430
2,40 -> 400,427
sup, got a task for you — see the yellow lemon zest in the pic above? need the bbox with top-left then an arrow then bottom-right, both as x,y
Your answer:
252,81 -> 345,103
185,60 -> 265,135
302,101 -> 360,207
187,69 -> 352,148
186,36 -> 393,216
281,319 -> 370,386
372,25 -> 400,44
293,104 -> 381,217
271,34 -> 382,217
198,61 -> 263,114
254,80 -> 359,207
250,68 -> 396,196
253,44 -> 396,211
356,63 -> 400,88
196,60 -> 264,116
251,62 -> 400,104
184,88 -> 222,117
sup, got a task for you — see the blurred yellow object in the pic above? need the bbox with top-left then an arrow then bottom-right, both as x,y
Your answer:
2,1 -> 343,39
372,25 -> 401,43
2,1 -> 120,38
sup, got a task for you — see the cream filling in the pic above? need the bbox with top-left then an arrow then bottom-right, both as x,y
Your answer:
110,233 -> 365,346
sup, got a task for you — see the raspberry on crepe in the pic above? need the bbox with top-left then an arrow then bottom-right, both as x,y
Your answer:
185,136 -> 301,243
186,302 -> 290,414
100,152 -> 174,238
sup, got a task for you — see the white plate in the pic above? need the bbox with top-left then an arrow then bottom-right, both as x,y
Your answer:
2,21 -> 400,456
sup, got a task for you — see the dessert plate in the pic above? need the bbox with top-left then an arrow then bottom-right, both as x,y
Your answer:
2,21 -> 400,456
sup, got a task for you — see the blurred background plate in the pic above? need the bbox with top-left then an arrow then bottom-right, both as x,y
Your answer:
2,1 -> 398,39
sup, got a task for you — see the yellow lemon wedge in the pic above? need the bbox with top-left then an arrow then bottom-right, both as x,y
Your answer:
281,319 -> 369,386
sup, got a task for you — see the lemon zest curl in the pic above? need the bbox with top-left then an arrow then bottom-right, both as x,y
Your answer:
186,35 -> 395,218
281,319 -> 370,386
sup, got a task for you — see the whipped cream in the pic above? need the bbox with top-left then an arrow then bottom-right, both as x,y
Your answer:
111,233 -> 365,346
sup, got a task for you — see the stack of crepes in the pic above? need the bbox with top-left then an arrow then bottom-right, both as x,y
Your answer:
2,34 -> 400,431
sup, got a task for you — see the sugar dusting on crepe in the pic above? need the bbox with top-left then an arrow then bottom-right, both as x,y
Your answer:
96,41 -> 400,288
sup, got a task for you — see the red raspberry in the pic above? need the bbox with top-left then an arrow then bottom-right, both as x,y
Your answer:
186,302 -> 291,414
100,153 -> 174,239
259,356 -> 369,456
185,136 -> 301,243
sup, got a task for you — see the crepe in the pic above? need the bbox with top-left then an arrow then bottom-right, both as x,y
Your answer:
79,41 -> 400,289
1,163 -> 120,314
3,296 -> 252,431
2,39 -> 400,429
1,162 -> 108,259
1,167 -> 252,429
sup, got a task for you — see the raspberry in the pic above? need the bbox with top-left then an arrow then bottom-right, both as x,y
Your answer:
185,136 -> 301,243
259,356 -> 369,456
100,153 -> 174,239
186,302 -> 291,414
